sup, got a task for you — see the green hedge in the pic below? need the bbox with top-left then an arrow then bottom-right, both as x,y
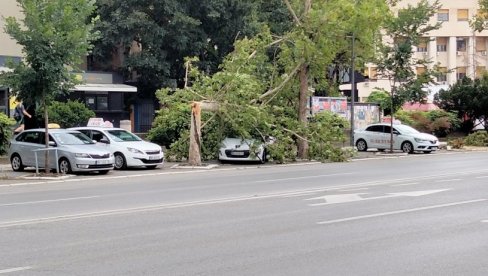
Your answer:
0,113 -> 15,155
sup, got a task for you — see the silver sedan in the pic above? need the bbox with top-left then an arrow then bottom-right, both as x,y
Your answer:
9,129 -> 115,174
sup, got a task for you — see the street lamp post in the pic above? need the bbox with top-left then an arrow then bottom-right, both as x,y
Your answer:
350,33 -> 356,147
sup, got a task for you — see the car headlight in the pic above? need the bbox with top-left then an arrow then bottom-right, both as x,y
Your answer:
75,153 -> 91,158
414,138 -> 429,143
127,147 -> 144,154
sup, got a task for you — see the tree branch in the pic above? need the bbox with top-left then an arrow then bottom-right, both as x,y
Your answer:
255,62 -> 303,102
283,0 -> 301,26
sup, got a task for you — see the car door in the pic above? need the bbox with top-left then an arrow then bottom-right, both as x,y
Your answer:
19,131 -> 45,167
364,125 -> 383,148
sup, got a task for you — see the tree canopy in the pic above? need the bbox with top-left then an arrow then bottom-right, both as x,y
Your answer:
148,0 -> 389,163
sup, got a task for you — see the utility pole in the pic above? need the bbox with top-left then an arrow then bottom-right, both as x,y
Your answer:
350,33 -> 356,147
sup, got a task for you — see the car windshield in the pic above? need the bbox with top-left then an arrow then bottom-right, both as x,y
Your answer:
52,132 -> 95,145
395,125 -> 420,134
106,130 -> 142,142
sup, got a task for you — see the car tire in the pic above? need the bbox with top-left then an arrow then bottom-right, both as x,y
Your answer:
146,165 -> 157,169
356,139 -> 368,152
402,141 -> 414,153
114,153 -> 127,170
11,154 -> 24,172
58,158 -> 72,174
259,150 -> 267,164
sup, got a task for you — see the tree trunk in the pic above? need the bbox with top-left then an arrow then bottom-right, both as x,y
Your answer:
297,63 -> 309,159
188,102 -> 202,166
44,99 -> 50,173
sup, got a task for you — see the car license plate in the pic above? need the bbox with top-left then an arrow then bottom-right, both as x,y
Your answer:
231,151 -> 245,156
148,155 -> 160,160
96,160 -> 110,165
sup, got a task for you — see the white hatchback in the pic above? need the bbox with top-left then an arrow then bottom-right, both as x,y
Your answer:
70,127 -> 164,169
353,123 -> 440,153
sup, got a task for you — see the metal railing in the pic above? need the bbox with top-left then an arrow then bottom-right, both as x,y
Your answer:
33,148 -> 59,175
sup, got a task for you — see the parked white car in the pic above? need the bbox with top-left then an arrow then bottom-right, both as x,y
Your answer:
9,128 -> 114,174
354,123 -> 440,153
218,137 -> 272,163
70,127 -> 164,169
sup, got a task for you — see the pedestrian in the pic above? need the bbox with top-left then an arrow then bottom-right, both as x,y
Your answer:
13,101 -> 32,134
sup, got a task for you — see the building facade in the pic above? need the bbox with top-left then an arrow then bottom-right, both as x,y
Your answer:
355,0 -> 488,103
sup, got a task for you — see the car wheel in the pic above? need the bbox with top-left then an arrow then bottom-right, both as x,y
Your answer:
402,141 -> 414,153
58,158 -> 72,174
146,165 -> 157,169
259,150 -> 267,164
356,139 -> 368,151
114,153 -> 127,170
11,154 -> 24,172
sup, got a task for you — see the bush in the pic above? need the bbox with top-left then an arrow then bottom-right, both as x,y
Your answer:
464,131 -> 488,147
0,113 -> 15,155
448,138 -> 464,149
394,110 -> 460,137
47,100 -> 95,128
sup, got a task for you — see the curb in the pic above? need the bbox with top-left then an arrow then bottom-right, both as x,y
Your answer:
170,164 -> 220,170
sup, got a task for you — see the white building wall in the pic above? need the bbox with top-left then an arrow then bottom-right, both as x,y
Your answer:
0,0 -> 23,58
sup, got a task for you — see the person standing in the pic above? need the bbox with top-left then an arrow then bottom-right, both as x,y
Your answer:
13,101 -> 32,134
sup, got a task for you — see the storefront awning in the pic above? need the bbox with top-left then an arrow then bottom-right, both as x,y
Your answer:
73,83 -> 137,93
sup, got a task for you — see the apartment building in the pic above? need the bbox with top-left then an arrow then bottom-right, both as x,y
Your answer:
357,0 -> 488,103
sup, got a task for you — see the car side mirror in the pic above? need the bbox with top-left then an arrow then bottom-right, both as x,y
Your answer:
393,130 -> 400,135
99,138 -> 110,144
48,141 -> 57,147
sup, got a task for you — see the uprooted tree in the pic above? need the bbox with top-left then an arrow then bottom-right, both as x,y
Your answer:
148,0 -> 389,163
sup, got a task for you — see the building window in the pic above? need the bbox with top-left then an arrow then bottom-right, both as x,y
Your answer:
438,9 -> 449,21
417,39 -> 428,52
457,38 -> 467,52
457,67 -> 467,80
476,67 -> 486,78
457,9 -> 469,21
437,67 -> 447,82
85,94 -> 109,111
437,44 -> 447,52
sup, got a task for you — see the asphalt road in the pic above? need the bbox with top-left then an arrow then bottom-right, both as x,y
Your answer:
0,151 -> 487,275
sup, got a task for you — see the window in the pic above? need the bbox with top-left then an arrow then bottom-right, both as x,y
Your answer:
437,67 -> 447,82
476,37 -> 487,54
457,37 -> 467,51
476,67 -> 486,78
457,67 -> 467,80
18,132 -> 42,144
85,94 -> 109,111
417,40 -> 428,52
366,125 -> 383,132
457,9 -> 469,21
436,37 -> 448,52
438,9 -> 449,21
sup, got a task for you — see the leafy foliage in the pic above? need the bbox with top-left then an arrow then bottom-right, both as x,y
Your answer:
435,75 -> 488,132
375,0 -> 442,113
47,100 -> 96,128
464,131 -> 488,147
394,110 -> 460,137
0,114 -> 15,155
367,90 -> 391,113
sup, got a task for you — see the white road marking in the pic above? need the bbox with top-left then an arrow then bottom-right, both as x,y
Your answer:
253,173 -> 355,183
391,182 -> 421,187
0,267 -> 32,274
0,196 -> 100,207
475,176 -> 488,179
317,199 -> 487,225
435,179 -> 462,183
339,188 -> 369,192
482,220 -> 488,223
308,189 -> 451,206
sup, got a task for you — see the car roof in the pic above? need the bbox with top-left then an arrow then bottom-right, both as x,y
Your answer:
22,128 -> 80,133
71,126 -> 125,131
